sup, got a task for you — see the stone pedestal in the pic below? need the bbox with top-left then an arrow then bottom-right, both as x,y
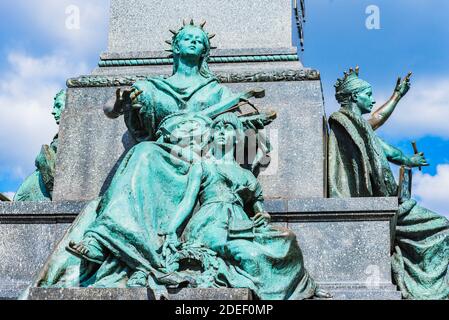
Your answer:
53,69 -> 325,201
0,198 -> 401,300
27,288 -> 252,301
1,0 -> 404,301
51,0 -> 326,201
108,0 -> 293,52
0,202 -> 82,300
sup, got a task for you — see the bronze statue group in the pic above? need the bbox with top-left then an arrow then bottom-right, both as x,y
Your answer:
11,22 -> 448,300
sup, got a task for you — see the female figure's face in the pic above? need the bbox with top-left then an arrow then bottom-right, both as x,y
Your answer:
175,27 -> 206,59
213,121 -> 237,149
52,97 -> 65,124
354,86 -> 376,114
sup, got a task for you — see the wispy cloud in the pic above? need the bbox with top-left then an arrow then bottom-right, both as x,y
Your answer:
2,192 -> 15,200
0,52 -> 89,182
0,0 -> 108,191
413,164 -> 449,217
376,77 -> 449,140
3,0 -> 109,58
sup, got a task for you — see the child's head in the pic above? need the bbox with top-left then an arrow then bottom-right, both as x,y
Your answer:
211,113 -> 244,150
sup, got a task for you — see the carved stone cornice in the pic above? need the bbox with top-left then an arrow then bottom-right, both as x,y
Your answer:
67,69 -> 320,88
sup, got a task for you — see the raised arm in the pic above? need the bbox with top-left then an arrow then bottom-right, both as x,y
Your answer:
368,72 -> 412,130
378,138 -> 429,168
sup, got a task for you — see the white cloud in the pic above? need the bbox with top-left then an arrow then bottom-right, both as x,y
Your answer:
413,164 -> 449,217
2,192 -> 15,200
0,0 -> 109,189
8,0 -> 109,57
377,78 -> 449,139
0,52 -> 89,181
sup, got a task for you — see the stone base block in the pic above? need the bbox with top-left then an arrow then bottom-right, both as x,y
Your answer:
318,284 -> 402,300
1,198 -> 400,300
27,288 -> 252,301
0,201 -> 86,300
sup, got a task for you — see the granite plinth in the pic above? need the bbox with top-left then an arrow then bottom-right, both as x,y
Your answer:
0,201 -> 87,300
53,75 -> 326,201
108,0 -> 293,53
271,197 -> 399,292
27,288 -> 252,301
317,284 -> 401,300
0,198 -> 400,300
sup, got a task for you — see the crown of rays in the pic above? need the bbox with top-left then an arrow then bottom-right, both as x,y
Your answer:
165,19 -> 217,57
334,66 -> 360,90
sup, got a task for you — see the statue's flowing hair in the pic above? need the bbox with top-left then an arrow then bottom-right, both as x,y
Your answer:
171,25 -> 216,79
210,113 -> 246,187
211,113 -> 245,146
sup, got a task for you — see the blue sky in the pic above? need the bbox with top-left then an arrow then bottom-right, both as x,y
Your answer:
0,0 -> 448,215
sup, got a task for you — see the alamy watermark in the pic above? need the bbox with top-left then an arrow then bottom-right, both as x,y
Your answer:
366,5 -> 381,30
365,264 -> 381,289
65,5 -> 81,30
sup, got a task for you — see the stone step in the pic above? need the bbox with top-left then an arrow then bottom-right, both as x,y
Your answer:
317,283 -> 402,300
321,289 -> 402,300
27,288 -> 253,301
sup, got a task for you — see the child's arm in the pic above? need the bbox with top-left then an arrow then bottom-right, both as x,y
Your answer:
250,179 -> 271,228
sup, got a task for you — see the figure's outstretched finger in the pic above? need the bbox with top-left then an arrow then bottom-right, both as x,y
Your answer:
405,72 -> 412,81
254,217 -> 266,226
131,90 -> 143,101
253,212 -> 263,219
396,77 -> 401,88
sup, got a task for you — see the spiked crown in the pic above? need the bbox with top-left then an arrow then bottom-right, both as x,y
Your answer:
165,19 -> 217,57
334,66 -> 360,93
334,66 -> 372,104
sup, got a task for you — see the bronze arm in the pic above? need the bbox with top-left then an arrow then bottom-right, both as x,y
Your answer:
368,72 -> 412,130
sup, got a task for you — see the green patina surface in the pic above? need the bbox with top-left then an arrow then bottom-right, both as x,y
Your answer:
25,23 -> 326,301
98,54 -> 299,67
328,68 -> 449,300
14,90 -> 66,202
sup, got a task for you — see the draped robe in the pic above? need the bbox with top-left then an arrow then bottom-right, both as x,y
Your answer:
23,76 -> 317,300
24,77 -> 237,295
328,108 -> 449,300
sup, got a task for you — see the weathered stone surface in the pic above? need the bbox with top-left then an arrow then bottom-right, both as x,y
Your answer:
53,79 -> 326,201
52,87 -> 132,201
272,197 -> 398,289
0,198 -> 399,300
0,201 -> 86,216
27,288 -> 252,300
100,47 -> 299,61
108,0 -> 293,53
0,202 -> 87,300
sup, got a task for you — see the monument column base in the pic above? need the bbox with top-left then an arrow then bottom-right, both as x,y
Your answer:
27,288 -> 252,301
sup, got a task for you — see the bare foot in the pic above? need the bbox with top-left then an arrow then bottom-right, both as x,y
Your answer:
66,240 -> 105,264
127,271 -> 148,288
314,288 -> 333,299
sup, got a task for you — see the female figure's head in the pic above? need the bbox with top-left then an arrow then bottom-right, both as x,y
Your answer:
335,67 -> 376,115
211,113 -> 244,160
170,21 -> 215,78
52,90 -> 66,124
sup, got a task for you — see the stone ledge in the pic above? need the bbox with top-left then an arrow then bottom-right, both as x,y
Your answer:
27,288 -> 252,301
0,201 -> 87,224
101,47 -> 298,61
0,198 -> 398,223
267,197 -> 398,222
67,69 -> 320,88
